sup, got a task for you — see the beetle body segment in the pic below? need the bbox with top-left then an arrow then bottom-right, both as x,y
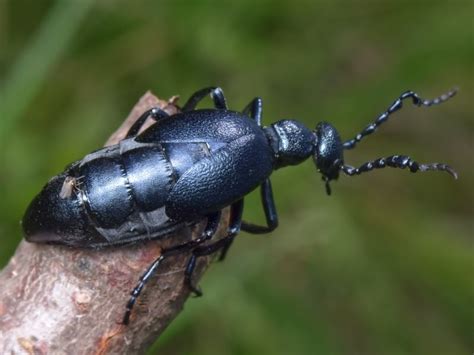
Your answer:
23,109 -> 275,247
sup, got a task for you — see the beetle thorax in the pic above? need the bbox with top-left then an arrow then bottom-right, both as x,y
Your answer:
265,119 -> 315,169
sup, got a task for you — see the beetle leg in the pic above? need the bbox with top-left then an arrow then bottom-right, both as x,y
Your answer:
341,155 -> 458,179
194,233 -> 237,258
125,107 -> 170,138
184,200 -> 244,288
182,87 -> 228,111
184,254 -> 202,297
240,178 -> 279,235
237,99 -> 279,238
181,233 -> 239,288
216,234 -> 236,262
242,97 -> 263,126
342,88 -> 457,150
216,198 -> 244,261
192,199 -> 244,265
122,211 -> 221,325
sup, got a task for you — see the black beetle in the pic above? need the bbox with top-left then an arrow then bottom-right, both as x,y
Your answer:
22,86 -> 458,324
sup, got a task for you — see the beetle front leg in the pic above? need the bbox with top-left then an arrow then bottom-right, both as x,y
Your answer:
240,178 -> 279,235
182,87 -> 228,111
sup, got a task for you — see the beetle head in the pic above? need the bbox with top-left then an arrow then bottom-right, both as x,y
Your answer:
313,122 -> 344,195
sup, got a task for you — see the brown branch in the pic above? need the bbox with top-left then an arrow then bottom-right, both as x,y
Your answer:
0,92 -> 229,354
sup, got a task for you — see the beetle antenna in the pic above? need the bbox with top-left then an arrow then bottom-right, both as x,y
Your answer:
343,88 -> 458,150
341,155 -> 458,179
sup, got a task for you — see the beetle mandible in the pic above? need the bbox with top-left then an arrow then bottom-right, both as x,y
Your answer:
22,86 -> 458,324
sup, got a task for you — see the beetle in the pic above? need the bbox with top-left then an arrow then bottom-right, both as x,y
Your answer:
22,86 -> 458,324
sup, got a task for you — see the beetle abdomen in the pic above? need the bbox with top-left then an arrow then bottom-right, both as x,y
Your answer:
78,140 -> 175,230
22,173 -> 98,246
23,136 -> 215,247
69,139 -> 179,243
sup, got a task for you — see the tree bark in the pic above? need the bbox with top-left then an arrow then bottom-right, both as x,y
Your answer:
0,92 -> 229,354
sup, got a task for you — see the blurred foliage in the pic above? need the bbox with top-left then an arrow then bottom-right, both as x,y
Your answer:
0,1 -> 472,354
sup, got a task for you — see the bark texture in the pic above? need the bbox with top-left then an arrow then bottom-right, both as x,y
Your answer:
0,92 -> 229,354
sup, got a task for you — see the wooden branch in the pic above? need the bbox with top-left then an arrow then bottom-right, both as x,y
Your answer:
0,92 -> 229,354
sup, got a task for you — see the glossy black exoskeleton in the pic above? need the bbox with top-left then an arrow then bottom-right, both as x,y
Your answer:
22,86 -> 458,324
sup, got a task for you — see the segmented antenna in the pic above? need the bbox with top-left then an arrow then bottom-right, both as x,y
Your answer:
341,155 -> 458,179
343,88 -> 458,150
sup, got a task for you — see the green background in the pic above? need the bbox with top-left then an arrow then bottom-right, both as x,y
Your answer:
1,1 -> 472,354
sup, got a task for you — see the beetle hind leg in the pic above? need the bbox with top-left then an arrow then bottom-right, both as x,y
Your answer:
122,254 -> 165,325
122,211 -> 221,325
